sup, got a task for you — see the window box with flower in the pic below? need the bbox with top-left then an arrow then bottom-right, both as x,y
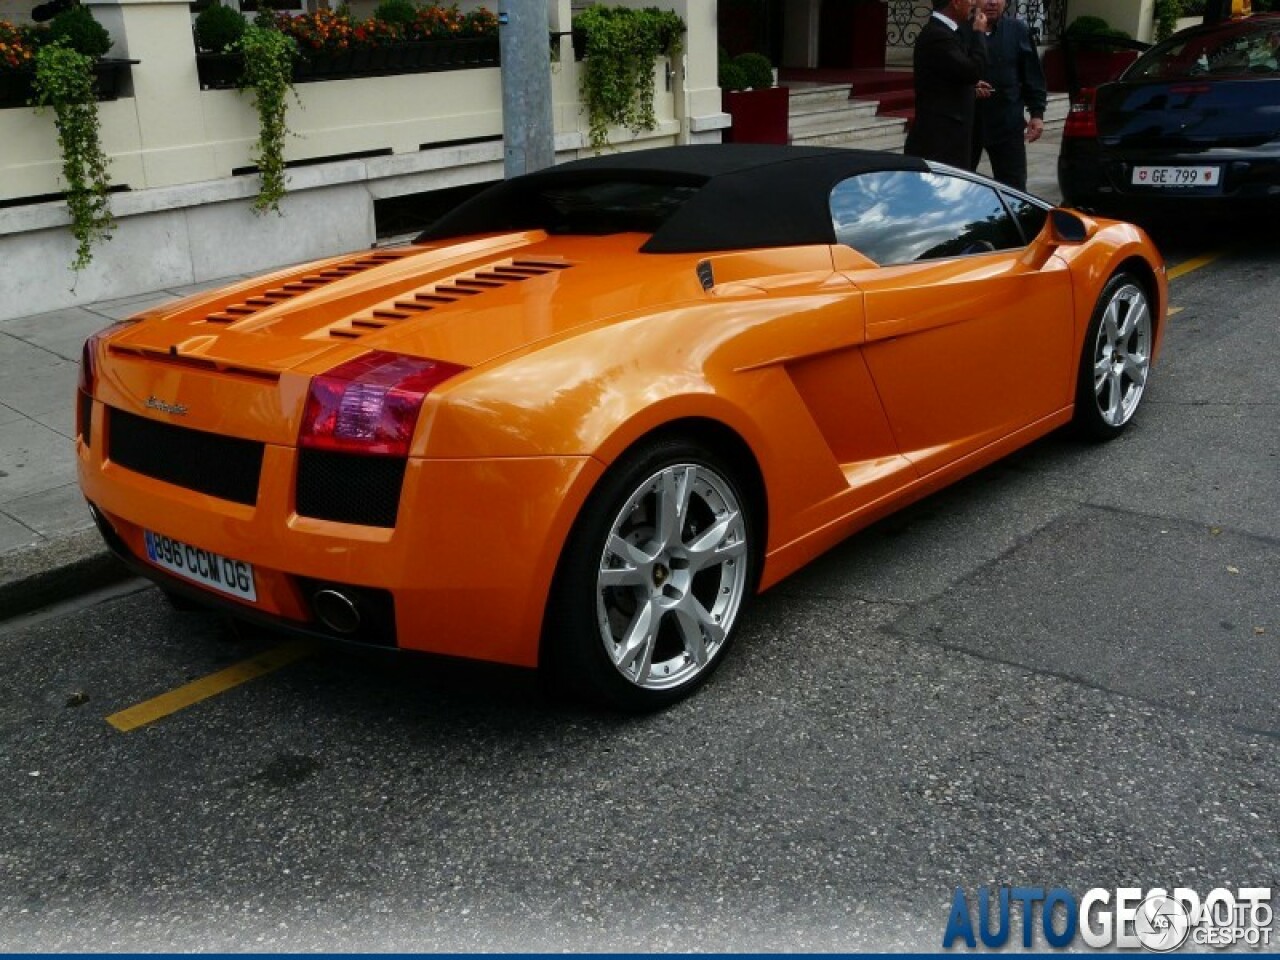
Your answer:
193,2 -> 499,91
0,13 -> 136,109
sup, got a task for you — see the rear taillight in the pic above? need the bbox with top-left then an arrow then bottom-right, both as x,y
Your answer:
298,351 -> 467,457
77,320 -> 133,441
1064,88 -> 1099,139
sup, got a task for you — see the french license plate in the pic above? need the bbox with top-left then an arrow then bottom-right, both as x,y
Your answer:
1131,165 -> 1221,188
143,530 -> 257,602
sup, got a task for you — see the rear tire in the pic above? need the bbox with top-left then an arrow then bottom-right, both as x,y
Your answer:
542,437 -> 758,712
1074,272 -> 1153,441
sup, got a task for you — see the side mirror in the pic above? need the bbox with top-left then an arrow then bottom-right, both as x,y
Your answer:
1049,208 -> 1096,244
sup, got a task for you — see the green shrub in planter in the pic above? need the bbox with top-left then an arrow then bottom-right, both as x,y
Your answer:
719,59 -> 747,92
1063,15 -> 1131,40
733,52 -> 773,90
373,0 -> 416,29
49,5 -> 112,59
1153,0 -> 1181,40
195,4 -> 247,53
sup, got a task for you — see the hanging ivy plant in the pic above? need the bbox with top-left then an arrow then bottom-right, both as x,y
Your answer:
33,41 -> 115,272
574,5 -> 684,151
235,23 -> 297,214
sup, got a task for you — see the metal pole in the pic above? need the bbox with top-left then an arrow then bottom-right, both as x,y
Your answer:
499,0 -> 556,178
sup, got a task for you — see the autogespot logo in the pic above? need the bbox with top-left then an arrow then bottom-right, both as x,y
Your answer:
942,886 -> 1274,951
1134,893 -> 1191,952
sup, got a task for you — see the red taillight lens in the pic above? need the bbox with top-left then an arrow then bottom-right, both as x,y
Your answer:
1064,88 -> 1099,139
299,351 -> 467,457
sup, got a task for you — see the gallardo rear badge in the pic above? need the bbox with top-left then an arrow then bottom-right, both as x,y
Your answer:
146,396 -> 188,416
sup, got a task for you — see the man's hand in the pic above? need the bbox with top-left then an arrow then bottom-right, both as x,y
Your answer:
971,8 -> 988,32
976,80 -> 994,98
1025,117 -> 1045,142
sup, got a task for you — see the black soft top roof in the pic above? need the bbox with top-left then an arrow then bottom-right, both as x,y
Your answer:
418,145 -> 931,253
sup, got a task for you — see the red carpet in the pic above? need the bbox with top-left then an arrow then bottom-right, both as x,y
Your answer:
779,66 -> 914,95
780,67 -> 917,127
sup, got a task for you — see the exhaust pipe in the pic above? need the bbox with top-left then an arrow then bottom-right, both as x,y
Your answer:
312,588 -> 361,634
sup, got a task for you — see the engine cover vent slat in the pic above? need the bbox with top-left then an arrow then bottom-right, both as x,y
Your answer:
198,249 -> 417,327
322,255 -> 575,340
512,259 -> 571,271
474,271 -> 530,282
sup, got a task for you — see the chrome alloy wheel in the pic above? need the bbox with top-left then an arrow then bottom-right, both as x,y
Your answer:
595,463 -> 749,690
1092,282 -> 1152,428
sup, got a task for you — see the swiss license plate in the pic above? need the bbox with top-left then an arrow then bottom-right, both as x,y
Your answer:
143,530 -> 257,602
1131,165 -> 1221,188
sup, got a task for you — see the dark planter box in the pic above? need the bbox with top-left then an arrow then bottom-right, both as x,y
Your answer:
198,38 -> 500,89
0,58 -> 136,109
195,51 -> 242,90
722,85 -> 789,145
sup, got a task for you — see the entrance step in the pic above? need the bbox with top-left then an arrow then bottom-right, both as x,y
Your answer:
785,81 -> 909,152
780,78 -> 1066,153
1043,92 -> 1069,131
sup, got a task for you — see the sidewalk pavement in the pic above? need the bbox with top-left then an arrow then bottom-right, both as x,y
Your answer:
0,129 -> 1066,620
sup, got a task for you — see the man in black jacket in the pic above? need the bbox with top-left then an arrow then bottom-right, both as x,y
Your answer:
970,0 -> 1048,190
904,0 -> 992,170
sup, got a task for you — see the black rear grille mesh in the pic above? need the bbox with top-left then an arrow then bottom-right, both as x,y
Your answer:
296,450 -> 406,527
107,408 -> 264,505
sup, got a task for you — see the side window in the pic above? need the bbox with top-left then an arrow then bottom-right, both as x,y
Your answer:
1002,191 -> 1049,244
830,171 -> 1025,265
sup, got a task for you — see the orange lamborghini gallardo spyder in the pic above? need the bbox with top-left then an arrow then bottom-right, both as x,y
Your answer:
77,146 -> 1166,710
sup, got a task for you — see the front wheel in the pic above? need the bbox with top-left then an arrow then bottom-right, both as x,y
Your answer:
1074,272 -> 1154,441
543,438 -> 758,711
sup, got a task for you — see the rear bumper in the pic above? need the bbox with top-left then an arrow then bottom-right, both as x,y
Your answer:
77,405 -> 603,668
1059,139 -> 1280,214
87,500 -> 401,651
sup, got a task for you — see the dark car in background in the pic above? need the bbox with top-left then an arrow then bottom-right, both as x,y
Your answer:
1059,14 -> 1280,217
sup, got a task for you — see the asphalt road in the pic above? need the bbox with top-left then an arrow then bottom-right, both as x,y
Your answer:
1,223 -> 1276,952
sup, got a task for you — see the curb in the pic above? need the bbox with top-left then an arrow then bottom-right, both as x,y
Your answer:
0,528 -> 134,622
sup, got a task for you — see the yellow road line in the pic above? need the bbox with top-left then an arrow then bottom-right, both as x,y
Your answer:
1167,306 -> 1185,317
1168,251 -> 1224,281
106,640 -> 312,732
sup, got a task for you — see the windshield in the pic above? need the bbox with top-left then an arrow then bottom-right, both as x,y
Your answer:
1126,19 -> 1280,79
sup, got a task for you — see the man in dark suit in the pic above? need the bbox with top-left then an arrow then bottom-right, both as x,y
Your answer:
970,0 -> 1048,190
904,0 -> 992,170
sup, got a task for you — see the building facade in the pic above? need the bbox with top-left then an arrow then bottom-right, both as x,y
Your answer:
2,0 -> 1157,319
